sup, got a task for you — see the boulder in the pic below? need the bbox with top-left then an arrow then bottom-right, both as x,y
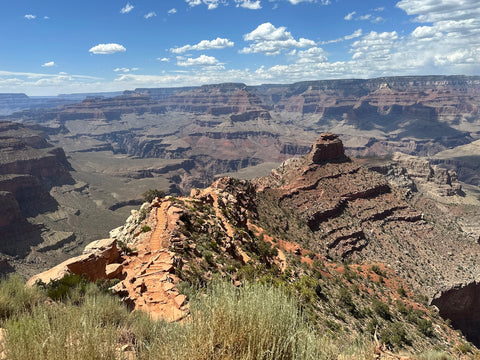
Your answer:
82,238 -> 120,264
27,238 -> 121,286
26,252 -> 107,286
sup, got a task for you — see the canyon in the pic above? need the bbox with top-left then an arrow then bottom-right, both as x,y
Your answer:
1,76 -> 480,347
27,133 -> 480,352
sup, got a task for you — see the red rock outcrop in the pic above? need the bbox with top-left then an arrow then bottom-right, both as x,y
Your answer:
26,238 -> 121,286
308,133 -> 346,163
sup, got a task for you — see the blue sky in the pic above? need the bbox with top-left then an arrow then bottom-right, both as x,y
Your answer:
1,0 -> 479,95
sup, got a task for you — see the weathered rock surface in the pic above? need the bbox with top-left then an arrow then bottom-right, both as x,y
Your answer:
0,122 -> 78,258
254,134 -> 480,301
432,282 -> 480,346
26,238 -> 121,286
391,152 -> 462,197
82,238 -> 121,264
431,139 -> 480,187
308,133 -> 346,163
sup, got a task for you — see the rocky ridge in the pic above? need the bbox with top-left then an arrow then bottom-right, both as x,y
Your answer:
28,133 -> 480,350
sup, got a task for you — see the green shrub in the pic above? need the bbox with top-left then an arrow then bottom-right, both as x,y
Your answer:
366,318 -> 379,335
372,299 -> 391,320
142,189 -> 165,203
397,286 -> 407,297
338,287 -> 355,313
141,225 -> 151,233
117,240 -> 137,255
343,264 -> 357,282
4,292 -> 123,360
179,281 -> 324,359
454,342 -> 472,355
292,276 -> 318,304
417,318 -> 434,337
371,265 -> 383,275
256,236 -> 278,263
39,273 -> 88,302
203,251 -> 215,267
380,322 -> 409,348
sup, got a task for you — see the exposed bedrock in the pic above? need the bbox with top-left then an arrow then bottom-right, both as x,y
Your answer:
281,143 -> 311,156
255,133 -> 480,296
308,133 -> 346,163
432,282 -> 480,347
0,121 -> 76,259
391,152 -> 462,196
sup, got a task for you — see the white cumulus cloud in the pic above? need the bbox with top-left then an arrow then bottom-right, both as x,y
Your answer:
296,47 -> 328,63
89,43 -> 126,55
177,55 -> 221,66
171,37 -> 234,54
240,22 -> 316,55
396,0 -> 480,23
351,31 -> 399,61
320,29 -> 362,44
168,8 -> 177,14
234,0 -> 261,9
120,3 -> 134,14
114,67 -> 138,73
288,0 -> 330,4
41,61 -> 56,67
158,58 -> 170,62
24,14 -> 36,20
185,0 -> 224,10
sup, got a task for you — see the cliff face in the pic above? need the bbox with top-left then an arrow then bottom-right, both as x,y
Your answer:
0,121 -> 75,259
0,93 -> 84,116
0,121 -> 73,187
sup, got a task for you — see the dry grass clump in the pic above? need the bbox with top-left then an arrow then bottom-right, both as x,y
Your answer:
134,281 -> 375,360
3,281 -> 128,360
0,274 -> 46,320
0,275 -> 446,360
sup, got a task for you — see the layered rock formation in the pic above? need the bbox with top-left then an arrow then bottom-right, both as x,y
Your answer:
0,92 -> 120,116
0,121 -> 75,257
3,75 -> 479,194
308,133 -> 346,163
254,134 -> 480,346
27,133 -> 480,351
